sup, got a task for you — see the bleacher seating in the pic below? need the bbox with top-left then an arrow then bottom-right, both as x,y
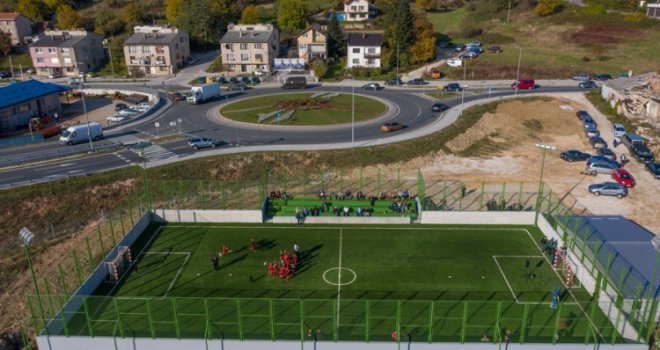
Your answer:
267,195 -> 418,219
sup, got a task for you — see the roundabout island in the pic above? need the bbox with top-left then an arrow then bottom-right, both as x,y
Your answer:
219,92 -> 388,126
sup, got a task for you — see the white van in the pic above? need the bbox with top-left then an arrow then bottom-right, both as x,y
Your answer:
59,122 -> 103,145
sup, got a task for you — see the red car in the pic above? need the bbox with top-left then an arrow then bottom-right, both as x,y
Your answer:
612,168 -> 635,187
511,79 -> 535,90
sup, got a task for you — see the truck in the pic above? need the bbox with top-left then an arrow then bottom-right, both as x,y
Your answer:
282,76 -> 307,89
187,83 -> 221,104
59,122 -> 103,145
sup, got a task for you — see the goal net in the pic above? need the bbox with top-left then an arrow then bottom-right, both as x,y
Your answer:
552,248 -> 582,288
105,246 -> 133,283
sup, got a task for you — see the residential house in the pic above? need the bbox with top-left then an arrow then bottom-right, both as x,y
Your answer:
296,23 -> 327,64
29,30 -> 105,78
346,32 -> 382,68
343,0 -> 374,21
647,3 -> 660,18
123,25 -> 190,76
0,12 -> 32,45
0,80 -> 70,133
219,23 -> 280,74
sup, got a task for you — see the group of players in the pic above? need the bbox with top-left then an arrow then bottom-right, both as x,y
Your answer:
265,244 -> 301,282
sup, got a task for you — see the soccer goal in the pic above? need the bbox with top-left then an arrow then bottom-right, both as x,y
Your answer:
105,246 -> 133,283
552,248 -> 582,288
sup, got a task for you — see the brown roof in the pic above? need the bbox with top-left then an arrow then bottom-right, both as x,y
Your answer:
0,12 -> 21,20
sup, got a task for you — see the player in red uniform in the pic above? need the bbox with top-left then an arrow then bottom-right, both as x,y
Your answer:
293,254 -> 299,266
219,245 -> 230,257
250,239 -> 257,252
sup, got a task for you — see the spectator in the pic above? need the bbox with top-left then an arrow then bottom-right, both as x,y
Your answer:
318,190 -> 325,199
345,190 -> 352,199
369,196 -> 377,207
356,207 -> 363,216
312,207 -> 319,216
333,206 -> 340,216
322,201 -> 329,213
356,190 -> 364,199
343,206 -> 350,216
303,207 -> 309,216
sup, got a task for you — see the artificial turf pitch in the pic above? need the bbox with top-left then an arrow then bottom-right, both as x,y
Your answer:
57,224 -> 619,343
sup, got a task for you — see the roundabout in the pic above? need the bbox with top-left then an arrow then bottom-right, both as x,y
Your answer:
322,267 -> 357,286
219,92 -> 388,126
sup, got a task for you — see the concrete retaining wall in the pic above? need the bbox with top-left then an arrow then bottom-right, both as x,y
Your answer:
153,209 -> 263,223
421,211 -> 535,225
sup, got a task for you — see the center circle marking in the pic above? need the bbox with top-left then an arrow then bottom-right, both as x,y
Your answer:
322,267 -> 357,286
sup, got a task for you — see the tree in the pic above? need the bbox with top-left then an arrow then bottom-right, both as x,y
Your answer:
0,31 -> 11,57
94,8 -> 125,36
44,0 -> 67,11
240,5 -> 261,24
123,2 -> 144,26
535,0 -> 561,16
277,0 -> 308,33
415,0 -> 432,10
326,13 -> 345,58
17,0 -> 46,21
311,60 -> 327,78
384,0 -> 414,67
411,29 -> 435,63
57,5 -> 81,29
166,0 -> 184,25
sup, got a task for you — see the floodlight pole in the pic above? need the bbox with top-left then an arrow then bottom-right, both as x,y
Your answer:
139,152 -> 152,211
515,47 -> 523,96
460,86 -> 468,116
352,76 -> 355,148
534,144 -> 556,225
20,228 -> 49,335
76,62 -> 94,150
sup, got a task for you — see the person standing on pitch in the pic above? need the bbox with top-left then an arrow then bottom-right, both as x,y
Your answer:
293,243 -> 301,257
250,238 -> 257,252
212,255 -> 219,271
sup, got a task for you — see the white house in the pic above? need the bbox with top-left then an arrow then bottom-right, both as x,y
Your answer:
346,32 -> 382,68
343,0 -> 373,21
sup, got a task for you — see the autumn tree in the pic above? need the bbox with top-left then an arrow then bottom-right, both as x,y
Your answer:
326,13 -> 345,58
410,9 -> 436,64
57,5 -> 81,29
123,2 -> 145,26
166,0 -> 184,25
535,0 -> 562,16
240,5 -> 261,24
277,0 -> 308,33
94,7 -> 125,36
17,0 -> 46,21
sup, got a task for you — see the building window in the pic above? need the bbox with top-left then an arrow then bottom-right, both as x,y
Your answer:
141,46 -> 151,53
255,54 -> 263,62
128,46 -> 137,53
50,57 -> 59,64
366,58 -> 375,64
299,44 -> 305,50
224,43 -> 233,50
352,48 -> 360,53
64,57 -> 72,64
359,5 -> 364,10
352,58 -> 359,64
240,53 -> 249,61
36,58 -> 45,63
254,43 -> 262,49
240,43 -> 248,50
48,48 -> 56,53
35,48 -> 42,53
351,5 -> 356,10
61,48 -> 69,53
66,67 -> 75,72
367,47 -> 376,54
229,64 -> 235,69
17,103 -> 31,113
227,53 -> 235,62
159,66 -> 168,71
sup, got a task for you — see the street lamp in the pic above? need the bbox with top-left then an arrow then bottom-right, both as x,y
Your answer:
19,227 -> 48,334
76,62 -> 94,150
352,75 -> 355,147
460,86 -> 468,116
462,57 -> 468,82
102,39 -> 117,89
514,47 -> 523,96
534,143 -> 556,225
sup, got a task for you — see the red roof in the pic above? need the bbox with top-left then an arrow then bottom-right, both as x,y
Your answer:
0,12 -> 21,20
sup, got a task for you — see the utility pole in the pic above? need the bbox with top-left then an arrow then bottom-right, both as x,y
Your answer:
507,0 -> 513,24
396,40 -> 400,84
515,47 -> 522,96
8,54 -> 14,80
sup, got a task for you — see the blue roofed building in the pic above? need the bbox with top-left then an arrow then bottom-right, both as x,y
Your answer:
0,79 -> 70,133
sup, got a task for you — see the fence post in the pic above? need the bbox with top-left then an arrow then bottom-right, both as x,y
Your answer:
479,182 -> 485,210
551,303 -> 562,344
85,237 -> 94,274
586,301 -> 598,344
641,252 -> 660,340
519,303 -> 528,344
460,301 -> 468,343
42,278 -> 55,317
269,299 -> 275,340
97,225 -> 105,259
82,296 -> 94,337
300,300 -> 305,343
113,298 -> 124,338
58,264 -> 68,296
396,301 -> 401,348
365,300 -> 370,342
72,250 -> 83,285
109,216 -> 117,247
55,294 -> 70,336
119,206 -> 126,234
173,298 -> 181,339
517,182 -> 523,206
500,182 -> 506,204
237,299 -> 244,340
26,297 -> 40,335
377,168 -> 381,194
427,301 -> 434,343
146,298 -> 156,338
458,181 -> 463,211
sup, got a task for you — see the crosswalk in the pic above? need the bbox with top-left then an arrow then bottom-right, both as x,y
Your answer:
110,135 -> 178,162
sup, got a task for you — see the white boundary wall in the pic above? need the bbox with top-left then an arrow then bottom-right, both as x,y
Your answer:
154,209 -> 263,223
422,211 -> 534,225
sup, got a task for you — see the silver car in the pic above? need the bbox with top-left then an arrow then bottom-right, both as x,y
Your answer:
188,136 -> 220,150
586,161 -> 617,175
612,124 -> 626,138
585,125 -> 599,138
588,182 -> 627,199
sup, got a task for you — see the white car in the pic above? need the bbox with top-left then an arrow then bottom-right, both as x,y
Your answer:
136,102 -> 151,111
468,41 -> 482,47
118,107 -> 140,116
612,123 -> 626,138
107,114 -> 128,123
447,58 -> 462,67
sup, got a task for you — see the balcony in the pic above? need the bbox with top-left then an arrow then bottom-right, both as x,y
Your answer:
363,52 -> 380,59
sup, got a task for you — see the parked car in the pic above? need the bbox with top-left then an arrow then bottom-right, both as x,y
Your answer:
579,80 -> 597,89
467,46 -> 483,54
240,76 -> 250,84
106,114 -> 128,123
119,107 -> 140,116
229,77 -> 239,84
468,41 -> 481,47
170,92 -> 185,101
586,161 -> 618,175
486,45 -> 502,53
589,136 -> 607,149
407,78 -> 428,85
439,41 -> 453,48
621,132 -> 645,149
447,58 -> 462,67
432,102 -> 450,112
385,78 -> 403,86
576,110 -> 591,120
572,74 -> 591,81
362,83 -> 381,91
612,168 -> 635,187
646,163 -> 660,179
612,124 -> 626,138
188,136 -> 221,150
381,122 -> 404,132
588,182 -> 628,199
463,51 -> 478,59
630,143 -> 655,163
454,44 -> 466,51
443,83 -> 463,92
227,83 -> 248,91
217,76 -> 228,84
135,102 -> 151,111
582,115 -> 596,128
585,125 -> 600,138
594,74 -> 612,81
597,147 -> 616,161
0,70 -> 11,78
431,68 -> 442,79
250,76 -> 260,84
560,150 -> 591,162
587,156 -> 620,168
511,79 -> 535,89
114,103 -> 128,111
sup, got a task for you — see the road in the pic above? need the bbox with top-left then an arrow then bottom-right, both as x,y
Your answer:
0,83 -> 586,189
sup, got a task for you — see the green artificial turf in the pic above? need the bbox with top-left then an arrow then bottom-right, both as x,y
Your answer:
52,224 -> 619,343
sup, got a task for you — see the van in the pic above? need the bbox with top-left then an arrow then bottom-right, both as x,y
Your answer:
59,122 -> 103,145
431,68 -> 441,79
511,79 -> 535,90
621,132 -> 645,149
282,76 -> 307,89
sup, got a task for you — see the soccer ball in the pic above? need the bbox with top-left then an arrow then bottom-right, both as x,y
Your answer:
197,273 -> 200,277
229,273 -> 233,277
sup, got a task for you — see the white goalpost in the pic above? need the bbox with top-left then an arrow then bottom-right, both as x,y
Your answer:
105,246 -> 133,283
553,247 -> 582,288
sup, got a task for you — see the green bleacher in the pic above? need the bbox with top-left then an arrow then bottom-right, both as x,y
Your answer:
267,195 -> 418,219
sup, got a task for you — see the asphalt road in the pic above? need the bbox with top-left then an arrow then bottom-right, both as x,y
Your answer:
0,84 -> 585,188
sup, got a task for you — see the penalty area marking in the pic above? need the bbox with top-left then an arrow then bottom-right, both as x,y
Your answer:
322,267 -> 357,286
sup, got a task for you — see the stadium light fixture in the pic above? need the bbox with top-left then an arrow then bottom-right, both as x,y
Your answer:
534,144 -> 556,225
19,227 -> 49,334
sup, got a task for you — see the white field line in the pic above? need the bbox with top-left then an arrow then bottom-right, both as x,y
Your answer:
165,224 -> 529,232
144,252 -> 191,298
337,228 -> 343,327
493,256 -> 519,303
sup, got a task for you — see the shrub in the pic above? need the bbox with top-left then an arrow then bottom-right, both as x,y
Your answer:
311,60 -> 328,78
205,56 -> 224,73
535,0 -> 562,16
580,3 -> 606,17
624,12 -> 646,23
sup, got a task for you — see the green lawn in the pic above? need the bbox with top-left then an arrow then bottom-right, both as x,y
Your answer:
0,53 -> 33,70
220,93 -> 387,126
49,223 -> 619,343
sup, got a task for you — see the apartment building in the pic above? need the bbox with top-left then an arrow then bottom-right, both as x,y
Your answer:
346,32 -> 382,68
296,23 -> 327,63
219,23 -> 279,74
123,25 -> 190,76
29,30 -> 105,78
343,0 -> 373,21
0,12 -> 32,45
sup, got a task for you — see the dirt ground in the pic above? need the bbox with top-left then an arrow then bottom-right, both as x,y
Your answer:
59,95 -> 126,128
417,94 -> 660,233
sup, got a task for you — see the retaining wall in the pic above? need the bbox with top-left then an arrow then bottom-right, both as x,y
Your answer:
421,211 -> 535,225
153,209 -> 263,223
